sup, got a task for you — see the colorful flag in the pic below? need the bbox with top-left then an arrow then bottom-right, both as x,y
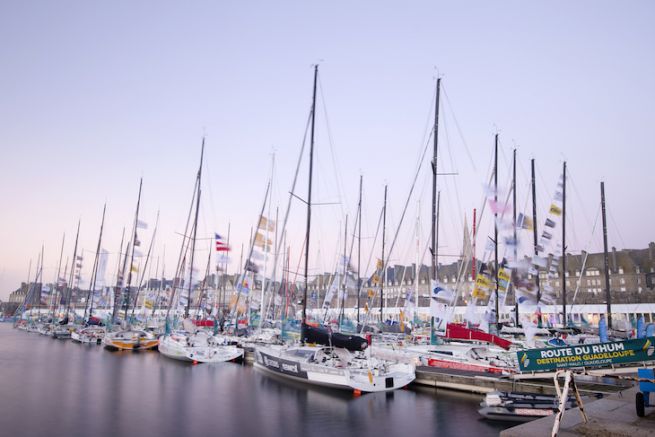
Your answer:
258,216 -> 276,231
215,233 -> 231,252
136,219 -> 148,229
549,204 -> 562,216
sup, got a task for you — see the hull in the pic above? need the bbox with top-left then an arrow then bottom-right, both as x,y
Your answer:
478,406 -> 554,422
71,328 -> 105,344
158,335 -> 244,363
104,330 -> 158,351
254,347 -> 415,393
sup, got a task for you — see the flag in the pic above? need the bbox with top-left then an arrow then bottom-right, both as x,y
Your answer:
376,259 -> 383,270
245,260 -> 259,273
254,232 -> 272,249
549,204 -> 562,216
216,254 -> 231,265
532,256 -> 547,268
517,213 -> 533,230
544,218 -> 556,228
215,233 -> 231,252
430,280 -> 454,304
136,219 -> 148,229
258,216 -> 276,231
541,231 -> 552,240
554,191 -> 563,202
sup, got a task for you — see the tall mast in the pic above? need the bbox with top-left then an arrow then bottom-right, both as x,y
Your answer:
186,139 -> 204,319
111,227 -> 125,323
124,178 -> 143,322
562,162 -> 567,326
84,203 -> 107,321
494,134 -> 499,331
380,185 -> 387,323
357,175 -> 363,324
512,149 -> 519,326
601,181 -> 612,329
531,159 -> 541,304
51,233 -> 65,320
341,216 -> 348,323
302,64 -> 318,324
66,220 -> 81,320
430,78 -> 441,340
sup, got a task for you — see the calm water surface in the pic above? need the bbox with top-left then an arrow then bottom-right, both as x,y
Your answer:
0,324 -> 511,437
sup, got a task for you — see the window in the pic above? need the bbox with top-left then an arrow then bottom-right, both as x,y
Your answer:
620,287 -> 626,292
619,268 -> 624,274
620,278 -> 625,285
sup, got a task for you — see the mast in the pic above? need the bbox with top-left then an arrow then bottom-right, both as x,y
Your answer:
124,178 -> 143,322
111,228 -> 125,323
601,181 -> 612,329
84,203 -> 107,322
494,134 -> 499,331
562,162 -> 567,326
339,214 -> 348,327
302,64 -> 318,324
131,210 -> 159,319
51,233 -> 65,320
66,220 -> 81,320
152,245 -> 165,318
512,149 -> 519,326
380,185 -> 387,323
430,78 -> 441,340
531,159 -> 541,305
186,139 -> 204,319
357,175 -> 363,324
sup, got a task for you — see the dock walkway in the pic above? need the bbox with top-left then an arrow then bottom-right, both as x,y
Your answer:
501,385 -> 655,436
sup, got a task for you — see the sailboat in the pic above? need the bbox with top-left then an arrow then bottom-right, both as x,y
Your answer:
104,179 -> 159,351
254,66 -> 415,392
157,138 -> 244,363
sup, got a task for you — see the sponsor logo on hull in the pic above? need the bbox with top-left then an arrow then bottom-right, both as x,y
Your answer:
257,351 -> 308,379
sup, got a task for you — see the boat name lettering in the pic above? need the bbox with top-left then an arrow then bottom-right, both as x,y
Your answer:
282,363 -> 298,373
263,356 -> 280,369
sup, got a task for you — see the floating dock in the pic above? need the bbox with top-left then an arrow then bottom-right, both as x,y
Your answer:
414,366 -> 632,396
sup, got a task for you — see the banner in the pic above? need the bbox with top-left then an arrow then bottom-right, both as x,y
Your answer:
517,337 -> 655,372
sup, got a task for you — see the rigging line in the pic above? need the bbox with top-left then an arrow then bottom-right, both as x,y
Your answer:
317,76 -> 349,216
441,84 -> 477,172
570,204 -> 601,308
441,106 -> 466,240
362,130 -> 433,328
359,205 -> 384,328
607,207 -> 627,249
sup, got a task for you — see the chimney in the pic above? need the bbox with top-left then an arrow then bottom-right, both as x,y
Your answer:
612,247 -> 618,274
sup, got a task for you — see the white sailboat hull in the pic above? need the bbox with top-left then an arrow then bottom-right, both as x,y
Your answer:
254,346 -> 415,393
158,334 -> 244,363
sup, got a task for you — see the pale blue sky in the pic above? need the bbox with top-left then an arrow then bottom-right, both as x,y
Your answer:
1,1 -> 654,298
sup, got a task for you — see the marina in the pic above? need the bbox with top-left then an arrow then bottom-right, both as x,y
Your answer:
2,3 -> 655,437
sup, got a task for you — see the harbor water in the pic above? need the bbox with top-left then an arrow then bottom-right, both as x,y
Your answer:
0,324 -> 512,436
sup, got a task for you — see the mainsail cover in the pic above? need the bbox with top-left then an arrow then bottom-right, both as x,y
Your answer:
301,324 -> 368,351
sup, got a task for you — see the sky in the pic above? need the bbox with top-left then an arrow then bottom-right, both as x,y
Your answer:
0,1 -> 654,299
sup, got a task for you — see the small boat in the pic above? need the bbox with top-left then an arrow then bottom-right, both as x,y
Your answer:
71,326 -> 106,344
478,391 -> 578,422
103,329 -> 158,351
158,331 -> 243,363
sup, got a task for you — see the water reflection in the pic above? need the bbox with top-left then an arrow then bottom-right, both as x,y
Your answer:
0,325 -> 509,437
